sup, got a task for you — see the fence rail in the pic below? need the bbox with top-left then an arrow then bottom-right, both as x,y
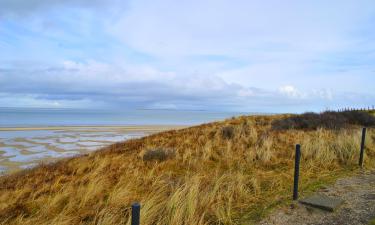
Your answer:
336,106 -> 375,112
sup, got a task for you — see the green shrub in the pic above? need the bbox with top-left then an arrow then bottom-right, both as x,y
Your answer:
221,126 -> 235,139
142,148 -> 174,162
272,111 -> 375,130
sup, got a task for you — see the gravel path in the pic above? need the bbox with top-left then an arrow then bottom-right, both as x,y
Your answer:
259,170 -> 375,225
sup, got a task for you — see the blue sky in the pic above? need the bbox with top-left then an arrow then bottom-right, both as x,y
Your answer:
0,0 -> 375,112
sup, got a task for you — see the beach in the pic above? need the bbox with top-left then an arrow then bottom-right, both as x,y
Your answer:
0,108 -> 242,174
0,125 -> 184,173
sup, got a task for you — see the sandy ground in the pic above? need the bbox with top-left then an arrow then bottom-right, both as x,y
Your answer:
0,125 -> 185,131
0,125 -> 185,174
259,170 -> 375,225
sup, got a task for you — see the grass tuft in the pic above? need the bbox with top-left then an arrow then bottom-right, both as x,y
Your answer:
142,148 -> 174,162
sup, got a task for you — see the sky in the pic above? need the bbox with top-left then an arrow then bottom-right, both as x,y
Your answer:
0,0 -> 374,113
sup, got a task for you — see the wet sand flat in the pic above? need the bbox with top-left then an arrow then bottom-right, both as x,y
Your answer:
0,125 -> 184,174
0,125 -> 184,132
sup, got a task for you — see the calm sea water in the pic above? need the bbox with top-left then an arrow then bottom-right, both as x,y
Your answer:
0,108 -> 249,127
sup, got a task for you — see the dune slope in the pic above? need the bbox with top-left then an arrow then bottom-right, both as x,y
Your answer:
0,115 -> 374,225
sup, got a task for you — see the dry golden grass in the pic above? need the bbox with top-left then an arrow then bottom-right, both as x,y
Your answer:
0,115 -> 374,225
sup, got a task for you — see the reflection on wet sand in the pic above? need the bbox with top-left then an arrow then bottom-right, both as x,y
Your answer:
0,126 -> 182,174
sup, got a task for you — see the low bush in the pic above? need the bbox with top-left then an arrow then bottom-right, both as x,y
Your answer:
142,148 -> 174,162
342,111 -> 375,127
272,111 -> 375,130
221,126 -> 235,139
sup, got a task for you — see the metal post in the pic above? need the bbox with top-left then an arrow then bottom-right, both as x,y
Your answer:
293,144 -> 301,200
359,128 -> 367,167
131,202 -> 141,225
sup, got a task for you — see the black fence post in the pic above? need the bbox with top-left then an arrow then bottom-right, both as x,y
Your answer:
359,128 -> 367,167
293,144 -> 301,200
131,202 -> 141,225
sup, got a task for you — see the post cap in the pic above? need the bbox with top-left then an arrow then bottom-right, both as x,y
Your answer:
132,202 -> 141,208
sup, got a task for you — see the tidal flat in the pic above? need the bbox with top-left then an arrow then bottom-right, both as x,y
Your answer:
0,125 -> 182,174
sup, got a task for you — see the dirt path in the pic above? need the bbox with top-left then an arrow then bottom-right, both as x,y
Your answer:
259,170 -> 375,225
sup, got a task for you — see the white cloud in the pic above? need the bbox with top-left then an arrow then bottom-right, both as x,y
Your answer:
237,88 -> 255,97
2,59 -> 373,112
278,85 -> 336,101
279,85 -> 305,98
312,89 -> 333,100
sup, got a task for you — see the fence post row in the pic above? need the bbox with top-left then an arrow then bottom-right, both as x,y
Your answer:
293,144 -> 301,200
131,202 -> 141,225
292,127 -> 368,200
129,128 -> 370,217
359,127 -> 367,168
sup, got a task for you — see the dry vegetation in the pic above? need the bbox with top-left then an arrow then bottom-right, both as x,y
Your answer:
272,111 -> 375,130
0,114 -> 375,225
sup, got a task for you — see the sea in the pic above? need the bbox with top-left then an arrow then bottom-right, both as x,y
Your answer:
0,107 -> 247,127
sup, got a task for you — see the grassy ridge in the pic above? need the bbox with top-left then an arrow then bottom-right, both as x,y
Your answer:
0,115 -> 374,225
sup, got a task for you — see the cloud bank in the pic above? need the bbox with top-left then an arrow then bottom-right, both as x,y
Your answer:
1,0 -> 375,112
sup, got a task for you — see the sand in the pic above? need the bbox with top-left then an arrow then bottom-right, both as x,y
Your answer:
0,125 -> 185,174
0,125 -> 185,131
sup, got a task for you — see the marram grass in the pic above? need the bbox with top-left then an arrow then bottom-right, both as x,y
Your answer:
0,115 -> 374,225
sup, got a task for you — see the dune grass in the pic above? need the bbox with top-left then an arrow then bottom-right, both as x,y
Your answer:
0,115 -> 374,225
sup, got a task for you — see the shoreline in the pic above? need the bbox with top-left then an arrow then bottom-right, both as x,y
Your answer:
0,125 -> 187,132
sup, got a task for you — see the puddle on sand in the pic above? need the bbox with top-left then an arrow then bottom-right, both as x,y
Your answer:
27,145 -> 50,152
8,151 -> 80,163
0,146 -> 19,158
57,137 -> 79,143
50,143 -> 80,151
32,138 -> 58,144
3,140 -> 37,147
77,141 -> 104,147
0,130 -> 57,139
